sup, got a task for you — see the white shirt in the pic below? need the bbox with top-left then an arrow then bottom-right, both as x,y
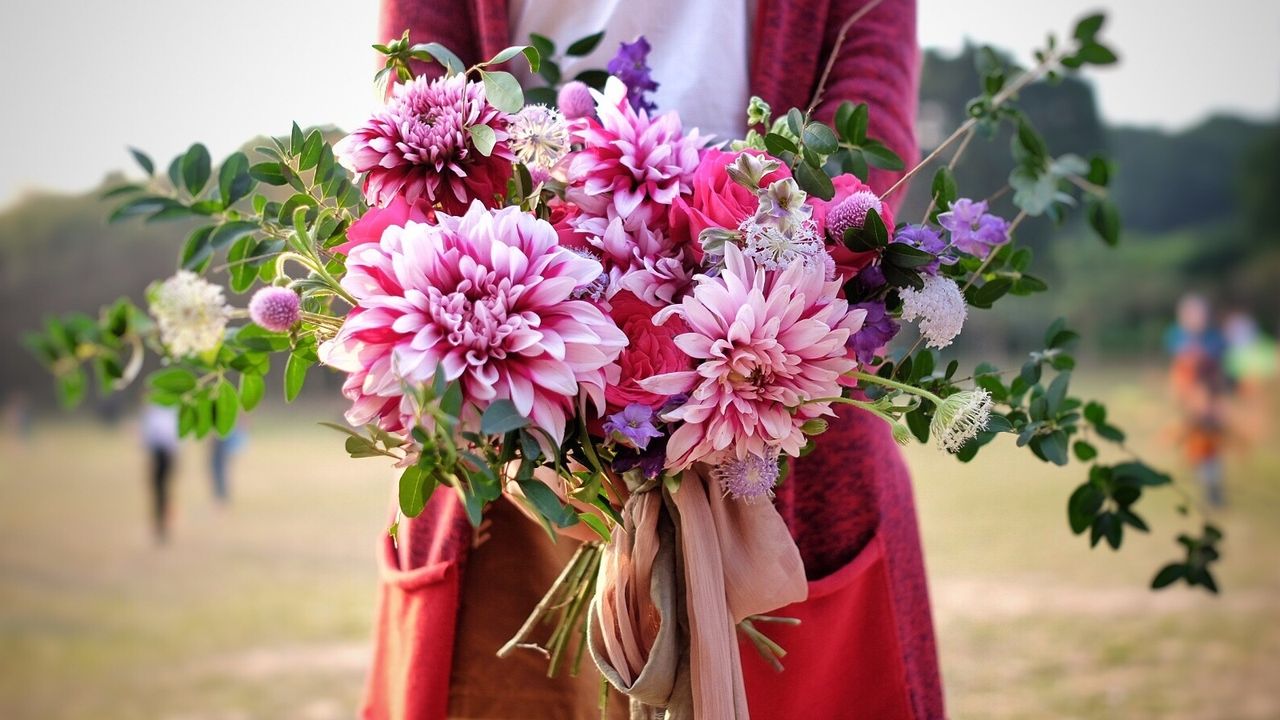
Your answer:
508,0 -> 754,140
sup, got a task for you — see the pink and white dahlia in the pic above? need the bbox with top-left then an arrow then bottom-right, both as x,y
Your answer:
569,209 -> 696,304
335,74 -> 514,214
566,77 -> 706,221
319,202 -> 627,442
640,244 -> 867,469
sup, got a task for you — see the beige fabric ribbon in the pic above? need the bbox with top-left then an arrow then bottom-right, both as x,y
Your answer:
588,465 -> 808,719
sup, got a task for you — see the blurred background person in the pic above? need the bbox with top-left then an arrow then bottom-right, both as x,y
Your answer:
1223,309 -> 1278,449
140,402 -> 180,542
1167,294 -> 1230,508
208,424 -> 245,506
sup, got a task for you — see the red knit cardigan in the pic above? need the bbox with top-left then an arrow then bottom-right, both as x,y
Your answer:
366,1 -> 942,718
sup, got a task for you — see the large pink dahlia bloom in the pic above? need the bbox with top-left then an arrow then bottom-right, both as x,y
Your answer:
640,244 -> 867,469
319,202 -> 627,443
335,74 -> 514,214
566,77 -> 705,221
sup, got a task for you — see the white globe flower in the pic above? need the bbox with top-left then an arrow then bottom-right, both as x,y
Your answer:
148,271 -> 232,357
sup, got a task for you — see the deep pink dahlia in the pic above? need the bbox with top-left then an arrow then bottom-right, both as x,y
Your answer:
566,77 -> 706,221
319,202 -> 627,443
640,243 -> 867,469
335,74 -> 515,214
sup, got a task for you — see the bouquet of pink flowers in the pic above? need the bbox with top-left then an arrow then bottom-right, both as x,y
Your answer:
28,10 -> 1222,717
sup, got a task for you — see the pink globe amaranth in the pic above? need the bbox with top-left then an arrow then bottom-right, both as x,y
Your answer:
639,243 -> 867,469
807,175 -> 895,281
557,81 -> 596,120
319,201 -> 627,443
824,190 -> 884,241
566,77 -> 706,222
335,74 -> 515,215
248,287 -> 301,332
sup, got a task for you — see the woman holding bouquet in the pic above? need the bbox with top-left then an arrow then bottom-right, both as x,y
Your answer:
361,0 -> 942,718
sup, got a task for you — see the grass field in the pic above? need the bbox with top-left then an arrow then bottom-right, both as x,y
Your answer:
1,378 -> 1277,719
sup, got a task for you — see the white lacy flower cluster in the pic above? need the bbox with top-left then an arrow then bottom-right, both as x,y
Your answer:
149,271 -> 231,357
899,274 -> 967,349
734,175 -> 834,277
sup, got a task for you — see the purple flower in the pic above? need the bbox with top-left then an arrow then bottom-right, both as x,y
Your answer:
711,452 -> 781,501
602,403 -> 663,450
612,434 -> 667,480
847,301 -> 900,364
606,37 -> 659,114
248,286 -> 301,332
937,199 -> 1010,259
893,224 -> 953,275
847,263 -> 886,297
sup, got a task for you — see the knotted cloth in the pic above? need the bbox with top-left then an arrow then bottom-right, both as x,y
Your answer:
588,465 -> 808,719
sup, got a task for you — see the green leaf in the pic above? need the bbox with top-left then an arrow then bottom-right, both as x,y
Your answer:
181,143 -> 212,196
481,399 -> 528,434
884,243 -> 935,269
1074,13 -> 1106,41
284,352 -> 308,402
574,69 -> 610,90
786,108 -> 804,137
577,512 -> 612,541
860,140 -> 904,170
1073,440 -> 1098,462
1151,563 -> 1186,589
468,124 -> 497,157
487,44 -> 540,73
1075,43 -> 1118,65
518,479 -> 578,527
840,102 -> 868,144
565,31 -> 605,57
528,33 -> 555,61
802,122 -> 839,155
210,220 -> 259,250
298,131 -> 323,171
1088,198 -> 1121,246
149,367 -> 196,395
538,58 -> 562,85
249,162 -> 288,186
763,132 -> 798,157
398,465 -> 436,518
1045,372 -> 1070,415
1068,482 -> 1105,534
180,226 -> 215,271
214,378 -> 238,436
239,372 -> 265,412
479,70 -> 524,114
218,152 -> 253,207
412,42 -> 464,75
129,147 -> 155,176
1039,430 -> 1069,466
793,160 -> 834,201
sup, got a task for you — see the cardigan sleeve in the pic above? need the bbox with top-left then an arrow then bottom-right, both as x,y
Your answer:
378,0 -> 482,76
814,0 -> 920,199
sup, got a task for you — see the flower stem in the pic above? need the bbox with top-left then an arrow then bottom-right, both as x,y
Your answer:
806,0 -> 888,116
847,370 -> 945,405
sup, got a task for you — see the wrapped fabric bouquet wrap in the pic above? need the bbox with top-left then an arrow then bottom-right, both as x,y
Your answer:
28,9 -> 1225,719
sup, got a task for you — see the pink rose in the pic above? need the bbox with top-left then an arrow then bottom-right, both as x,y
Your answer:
807,174 -> 895,280
667,148 -> 791,258
335,196 -> 431,256
605,291 -> 693,412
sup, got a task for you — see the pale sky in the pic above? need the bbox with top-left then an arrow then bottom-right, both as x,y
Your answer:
1,0 -> 1276,207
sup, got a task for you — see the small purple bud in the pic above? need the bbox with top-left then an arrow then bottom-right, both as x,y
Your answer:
248,286 -> 301,332
826,190 -> 884,242
557,81 -> 596,121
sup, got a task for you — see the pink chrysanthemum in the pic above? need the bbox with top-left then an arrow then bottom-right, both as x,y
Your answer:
335,74 -> 514,214
569,208 -> 695,303
248,286 -> 301,332
566,77 -> 706,221
319,202 -> 627,442
640,244 -> 867,469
